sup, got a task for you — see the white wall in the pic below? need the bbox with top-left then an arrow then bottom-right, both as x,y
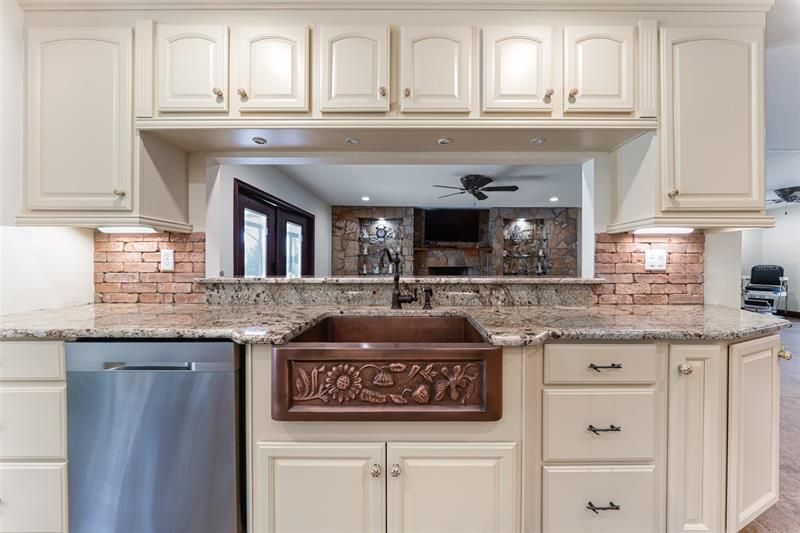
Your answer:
205,165 -> 332,277
741,204 -> 800,312
0,0 -> 94,315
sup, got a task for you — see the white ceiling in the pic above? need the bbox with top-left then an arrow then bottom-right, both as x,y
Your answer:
766,0 -> 800,192
275,164 -> 582,208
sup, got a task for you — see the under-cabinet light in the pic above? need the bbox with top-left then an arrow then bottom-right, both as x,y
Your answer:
632,227 -> 694,235
98,226 -> 158,234
549,196 -> 559,202
361,196 -> 370,202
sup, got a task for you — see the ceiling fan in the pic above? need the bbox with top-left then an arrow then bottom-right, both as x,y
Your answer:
434,174 -> 520,201
766,186 -> 800,205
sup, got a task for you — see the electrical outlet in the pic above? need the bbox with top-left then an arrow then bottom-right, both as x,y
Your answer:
160,249 -> 175,272
644,249 -> 668,271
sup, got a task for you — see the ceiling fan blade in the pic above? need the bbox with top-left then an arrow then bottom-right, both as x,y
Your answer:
433,185 -> 465,190
461,174 -> 493,190
481,186 -> 519,192
438,191 -> 467,199
471,190 -> 489,201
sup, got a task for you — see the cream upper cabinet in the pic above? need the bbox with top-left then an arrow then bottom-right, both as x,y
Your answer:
386,442 -> 517,532
660,27 -> 764,211
235,26 -> 308,112
399,26 -> 472,112
727,335 -> 781,532
253,442 -> 385,532
25,27 -> 132,211
319,24 -> 390,112
667,345 -> 727,533
156,25 -> 229,112
482,26 -> 554,112
564,25 -> 635,112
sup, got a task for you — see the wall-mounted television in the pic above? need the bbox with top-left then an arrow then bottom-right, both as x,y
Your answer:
424,209 -> 484,243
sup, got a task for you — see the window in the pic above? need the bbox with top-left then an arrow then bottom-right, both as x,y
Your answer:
233,179 -> 314,277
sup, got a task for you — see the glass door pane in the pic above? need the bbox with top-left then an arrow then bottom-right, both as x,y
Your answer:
285,221 -> 303,278
244,208 -> 268,278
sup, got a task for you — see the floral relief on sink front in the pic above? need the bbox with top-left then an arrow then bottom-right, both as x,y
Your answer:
272,349 -> 502,421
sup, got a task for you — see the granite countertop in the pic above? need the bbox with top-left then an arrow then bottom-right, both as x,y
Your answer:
0,303 -> 789,346
198,276 -> 604,285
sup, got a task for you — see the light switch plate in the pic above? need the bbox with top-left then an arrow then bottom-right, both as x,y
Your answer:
160,249 -> 175,272
645,249 -> 668,271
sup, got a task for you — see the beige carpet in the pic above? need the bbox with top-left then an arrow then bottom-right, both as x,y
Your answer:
741,317 -> 800,533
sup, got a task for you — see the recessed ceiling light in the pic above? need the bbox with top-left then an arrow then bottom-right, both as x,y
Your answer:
251,136 -> 267,145
549,196 -> 559,202
632,227 -> 695,235
345,137 -> 360,145
361,196 -> 370,202
437,137 -> 453,145
530,137 -> 546,145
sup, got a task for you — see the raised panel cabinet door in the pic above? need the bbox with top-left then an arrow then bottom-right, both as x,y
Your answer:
26,27 -> 132,211
0,384 -> 67,460
0,462 -> 68,533
400,26 -> 472,112
253,442 -> 385,533
482,26 -> 553,112
564,25 -> 635,112
667,345 -> 727,533
157,25 -> 228,111
386,442 -> 517,533
236,26 -> 308,112
727,335 -> 781,532
660,27 -> 764,211
319,24 -> 389,112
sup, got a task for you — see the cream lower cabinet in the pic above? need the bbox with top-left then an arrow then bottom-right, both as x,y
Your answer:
667,344 -> 727,533
0,341 -> 68,533
253,441 -> 517,533
727,335 -> 781,532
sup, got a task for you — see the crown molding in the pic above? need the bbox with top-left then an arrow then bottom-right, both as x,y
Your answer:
17,0 -> 775,12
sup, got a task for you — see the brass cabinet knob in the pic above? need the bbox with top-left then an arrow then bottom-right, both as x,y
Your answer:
379,86 -> 387,97
212,87 -> 223,97
779,347 -> 793,361
403,88 -> 411,98
370,464 -> 382,478
545,88 -> 555,97
569,88 -> 579,98
112,189 -> 127,197
390,464 -> 401,477
668,189 -> 680,199
237,88 -> 247,98
678,363 -> 694,375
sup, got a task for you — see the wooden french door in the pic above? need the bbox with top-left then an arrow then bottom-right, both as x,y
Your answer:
233,179 -> 314,277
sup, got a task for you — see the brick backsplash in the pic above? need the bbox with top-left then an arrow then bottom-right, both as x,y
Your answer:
94,231 -> 206,304
593,232 -> 705,305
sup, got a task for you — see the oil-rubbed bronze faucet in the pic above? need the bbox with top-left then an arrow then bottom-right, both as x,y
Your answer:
379,248 -> 417,309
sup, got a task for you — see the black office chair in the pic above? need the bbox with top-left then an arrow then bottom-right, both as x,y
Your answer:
741,264 -> 789,314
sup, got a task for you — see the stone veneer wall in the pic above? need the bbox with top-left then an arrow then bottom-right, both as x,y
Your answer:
331,206 -> 415,275
593,232 -> 705,305
489,208 -> 579,276
94,231 -> 206,303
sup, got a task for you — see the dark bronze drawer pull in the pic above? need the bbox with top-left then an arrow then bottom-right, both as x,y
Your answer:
587,424 -> 622,435
587,501 -> 621,514
588,363 -> 623,372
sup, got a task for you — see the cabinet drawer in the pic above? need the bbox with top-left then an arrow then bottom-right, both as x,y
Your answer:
543,465 -> 657,532
0,462 -> 67,533
543,388 -> 656,461
0,384 -> 67,459
545,344 -> 658,384
0,341 -> 64,381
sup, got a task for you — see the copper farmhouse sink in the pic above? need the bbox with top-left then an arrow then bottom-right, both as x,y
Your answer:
272,316 -> 502,421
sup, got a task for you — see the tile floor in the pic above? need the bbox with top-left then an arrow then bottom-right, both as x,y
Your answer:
741,317 -> 800,533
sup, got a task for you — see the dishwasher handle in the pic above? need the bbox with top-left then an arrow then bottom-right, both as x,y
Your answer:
102,362 -> 230,372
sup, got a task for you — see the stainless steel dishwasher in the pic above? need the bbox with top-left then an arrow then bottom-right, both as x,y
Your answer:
66,341 -> 244,533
